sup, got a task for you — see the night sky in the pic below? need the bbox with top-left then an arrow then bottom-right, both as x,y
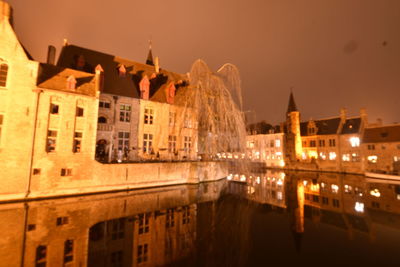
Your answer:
7,0 -> 400,125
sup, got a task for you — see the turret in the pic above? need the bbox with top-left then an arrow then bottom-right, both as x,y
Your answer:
285,91 -> 303,161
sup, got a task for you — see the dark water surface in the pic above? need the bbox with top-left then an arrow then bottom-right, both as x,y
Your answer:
1,170 -> 400,266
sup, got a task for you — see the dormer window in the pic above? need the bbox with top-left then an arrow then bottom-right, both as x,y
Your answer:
118,65 -> 126,77
139,75 -> 150,100
67,75 -> 76,90
166,82 -> 176,104
0,63 -> 8,87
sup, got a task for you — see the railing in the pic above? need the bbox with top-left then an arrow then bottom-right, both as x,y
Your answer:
97,124 -> 113,131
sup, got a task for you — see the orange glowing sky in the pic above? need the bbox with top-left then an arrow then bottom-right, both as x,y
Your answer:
7,0 -> 400,124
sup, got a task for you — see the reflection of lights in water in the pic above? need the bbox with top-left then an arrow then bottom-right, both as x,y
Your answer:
227,174 -> 233,180
280,160 -> 285,167
277,179 -> 283,186
277,191 -> 283,200
355,202 -> 364,213
321,182 -> 325,188
310,183 -> 319,192
256,176 -> 261,184
303,180 -> 308,186
247,186 -> 255,194
280,173 -> 285,179
240,175 -> 246,182
370,189 -> 381,197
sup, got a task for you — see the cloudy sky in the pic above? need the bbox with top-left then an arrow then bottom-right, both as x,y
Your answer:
7,0 -> 400,124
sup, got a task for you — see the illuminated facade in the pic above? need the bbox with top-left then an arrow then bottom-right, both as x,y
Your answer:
246,131 -> 285,167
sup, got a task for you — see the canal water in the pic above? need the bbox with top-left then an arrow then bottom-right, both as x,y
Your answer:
1,170 -> 399,266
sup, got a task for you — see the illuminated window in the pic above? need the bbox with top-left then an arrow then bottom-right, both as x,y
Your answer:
344,184 -> 352,194
331,184 -> 339,193
143,133 -> 153,153
138,213 -> 150,234
275,139 -> 281,147
319,152 -> 327,160
73,132 -> 82,153
394,156 -> 400,162
329,152 -> 337,160
144,107 -> 153,124
367,155 -> 378,163
168,135 -> 177,153
99,101 -> 110,108
352,153 -> 360,162
302,152 -> 307,160
64,240 -> 74,264
118,132 -> 130,152
35,245 -> 47,267
46,130 -> 57,152
342,154 -> 350,162
120,104 -> 131,122
137,244 -> 148,263
355,202 -> 364,213
349,137 -> 360,147
0,63 -> 8,87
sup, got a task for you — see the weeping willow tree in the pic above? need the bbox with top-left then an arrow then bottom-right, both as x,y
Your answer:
175,59 -> 247,159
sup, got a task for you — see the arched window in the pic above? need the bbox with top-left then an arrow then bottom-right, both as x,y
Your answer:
0,63 -> 9,87
98,116 -> 107,123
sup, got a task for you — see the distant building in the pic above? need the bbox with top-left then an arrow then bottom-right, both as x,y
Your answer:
246,130 -> 285,167
362,124 -> 400,174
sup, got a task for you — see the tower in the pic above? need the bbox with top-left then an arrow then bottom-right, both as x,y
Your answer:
146,40 -> 154,66
285,92 -> 302,161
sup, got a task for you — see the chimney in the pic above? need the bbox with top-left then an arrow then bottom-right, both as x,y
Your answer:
46,45 -> 56,65
154,56 -> 160,73
63,38 -> 68,46
95,64 -> 104,95
360,108 -> 368,125
0,1 -> 13,26
340,108 -> 347,122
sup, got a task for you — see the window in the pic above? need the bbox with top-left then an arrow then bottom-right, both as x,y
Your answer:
28,224 -> 36,231
270,140 -> 274,148
349,137 -> 360,147
329,152 -> 336,160
169,111 -> 175,126
182,206 -> 190,224
33,168 -> 41,175
76,107 -> 84,117
367,144 -> 375,150
184,113 -> 192,128
35,245 -> 47,267
0,63 -> 8,87
332,199 -> 340,207
342,154 -> 350,162
367,155 -> 378,163
372,201 -> 380,208
0,114 -> 3,144
144,108 -> 153,124
394,156 -> 400,162
143,133 -> 153,153
322,197 -> 329,205
73,132 -> 82,153
50,103 -> 59,114
46,130 -> 57,152
166,208 -> 175,228
56,216 -> 69,226
118,132 -> 130,151
119,104 -> 131,122
312,195 -> 319,203
331,184 -> 339,193
344,185 -> 352,194
351,153 -> 360,162
137,244 -> 148,264
184,136 -> 191,153
111,251 -> 123,267
61,168 -> 72,176
275,139 -> 281,148
168,135 -> 177,153
98,116 -> 107,123
310,140 -> 316,147
329,139 -> 336,147
99,101 -> 111,108
64,240 -> 74,264
138,213 -> 150,234
319,152 -> 327,160
111,219 -> 125,240
319,140 -> 325,147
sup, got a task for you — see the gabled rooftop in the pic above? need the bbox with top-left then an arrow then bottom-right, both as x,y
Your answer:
363,124 -> 400,143
300,117 -> 341,136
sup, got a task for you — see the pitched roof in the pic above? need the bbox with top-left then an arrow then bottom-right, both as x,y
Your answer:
287,92 -> 298,113
363,124 -> 400,143
300,117 -> 341,136
57,44 -> 187,101
37,63 -> 96,97
146,47 -> 154,66
340,117 -> 361,134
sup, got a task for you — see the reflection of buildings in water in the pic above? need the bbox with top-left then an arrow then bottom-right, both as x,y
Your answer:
0,182 -> 226,267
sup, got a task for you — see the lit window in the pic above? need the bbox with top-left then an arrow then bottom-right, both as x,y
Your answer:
367,155 -> 378,163
370,189 -> 381,197
355,202 -> 364,213
349,137 -> 360,147
302,152 -> 307,160
184,136 -> 192,153
352,153 -> 360,162
0,63 -> 9,87
329,152 -> 336,160
342,154 -> 350,162
394,156 -> 400,162
275,139 -> 281,148
319,152 -> 327,160
344,184 -> 352,194
46,130 -> 57,152
143,133 -> 153,153
168,135 -> 177,153
331,184 -> 339,193
120,104 -> 131,122
144,107 -> 153,124
73,132 -> 82,153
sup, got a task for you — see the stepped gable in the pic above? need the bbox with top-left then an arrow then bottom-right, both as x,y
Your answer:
37,63 -> 96,96
363,124 -> 400,143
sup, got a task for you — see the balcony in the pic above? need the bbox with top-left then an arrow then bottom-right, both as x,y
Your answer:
97,123 -> 113,131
